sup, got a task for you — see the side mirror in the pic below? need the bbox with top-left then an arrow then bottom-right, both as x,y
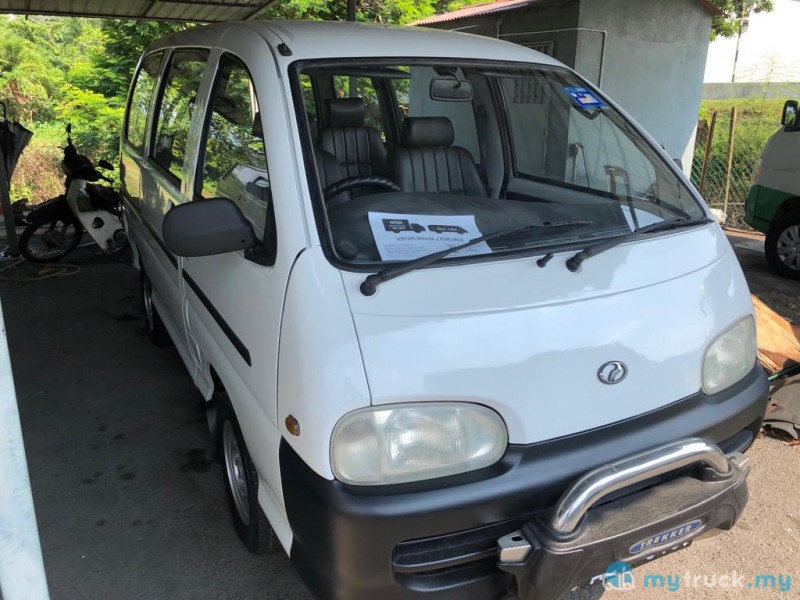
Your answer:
66,123 -> 72,134
673,158 -> 683,170
163,198 -> 256,257
782,100 -> 798,127
97,159 -> 114,170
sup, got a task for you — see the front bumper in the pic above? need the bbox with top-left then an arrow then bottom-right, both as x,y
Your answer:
280,366 -> 767,600
497,440 -> 750,600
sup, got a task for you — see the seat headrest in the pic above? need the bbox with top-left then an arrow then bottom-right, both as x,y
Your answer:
401,117 -> 455,148
325,98 -> 365,128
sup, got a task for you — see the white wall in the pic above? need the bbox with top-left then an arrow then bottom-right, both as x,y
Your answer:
577,0 -> 712,170
704,0 -> 800,83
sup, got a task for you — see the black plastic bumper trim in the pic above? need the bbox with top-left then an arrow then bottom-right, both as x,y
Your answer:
281,366 -> 768,600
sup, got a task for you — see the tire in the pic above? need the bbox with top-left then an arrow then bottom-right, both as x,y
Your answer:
141,269 -> 171,346
765,210 -> 800,280
19,214 -> 83,264
217,394 -> 276,555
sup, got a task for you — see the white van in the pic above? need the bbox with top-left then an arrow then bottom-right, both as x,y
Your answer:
122,21 -> 767,600
746,99 -> 800,279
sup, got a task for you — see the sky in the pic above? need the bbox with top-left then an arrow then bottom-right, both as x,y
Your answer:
704,0 -> 800,82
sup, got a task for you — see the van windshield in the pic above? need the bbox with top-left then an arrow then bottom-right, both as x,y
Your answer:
294,60 -> 703,266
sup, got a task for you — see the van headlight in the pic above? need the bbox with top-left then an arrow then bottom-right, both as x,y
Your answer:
702,316 -> 757,395
330,403 -> 508,486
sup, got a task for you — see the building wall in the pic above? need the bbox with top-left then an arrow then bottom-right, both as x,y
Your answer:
577,0 -> 712,169
704,0 -> 800,84
422,0 -> 712,170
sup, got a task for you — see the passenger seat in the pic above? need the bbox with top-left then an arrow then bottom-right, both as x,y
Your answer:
390,117 -> 487,197
318,98 -> 387,179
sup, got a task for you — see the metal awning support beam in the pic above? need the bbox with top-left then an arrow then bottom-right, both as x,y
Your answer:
347,0 -> 356,21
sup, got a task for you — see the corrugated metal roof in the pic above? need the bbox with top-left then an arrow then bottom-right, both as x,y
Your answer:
0,0 -> 276,22
413,0 -> 722,26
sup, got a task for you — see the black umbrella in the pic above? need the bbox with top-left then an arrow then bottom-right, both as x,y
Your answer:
0,100 -> 34,256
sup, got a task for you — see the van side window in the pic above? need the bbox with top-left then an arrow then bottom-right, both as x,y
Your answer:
125,52 -> 163,154
198,55 -> 270,240
152,49 -> 208,182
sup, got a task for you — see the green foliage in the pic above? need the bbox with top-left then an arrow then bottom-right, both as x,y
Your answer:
691,97 -> 783,228
0,15 -> 189,202
708,0 -> 774,40
262,0 -> 487,24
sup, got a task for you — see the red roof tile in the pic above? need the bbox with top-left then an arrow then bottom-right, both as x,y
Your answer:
413,0 -> 722,26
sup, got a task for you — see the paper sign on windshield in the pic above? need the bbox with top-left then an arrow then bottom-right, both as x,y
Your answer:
368,212 -> 491,261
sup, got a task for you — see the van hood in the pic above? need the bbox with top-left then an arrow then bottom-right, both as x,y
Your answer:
341,225 -> 754,444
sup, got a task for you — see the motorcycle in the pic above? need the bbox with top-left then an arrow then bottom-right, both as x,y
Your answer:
19,124 -> 126,264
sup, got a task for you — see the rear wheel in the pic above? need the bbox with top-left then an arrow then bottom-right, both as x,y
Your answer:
141,270 -> 171,346
217,394 -> 276,554
19,214 -> 83,264
765,210 -> 800,280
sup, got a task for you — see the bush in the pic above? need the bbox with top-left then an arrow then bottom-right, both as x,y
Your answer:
10,122 -> 66,204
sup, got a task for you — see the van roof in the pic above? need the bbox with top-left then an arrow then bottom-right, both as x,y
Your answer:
146,20 -> 563,67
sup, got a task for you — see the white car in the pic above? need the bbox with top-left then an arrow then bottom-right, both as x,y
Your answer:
121,20 -> 767,600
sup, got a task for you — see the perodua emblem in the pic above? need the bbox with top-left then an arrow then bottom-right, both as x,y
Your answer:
598,361 -> 628,385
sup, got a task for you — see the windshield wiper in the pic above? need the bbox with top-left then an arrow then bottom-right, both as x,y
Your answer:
565,216 -> 713,272
360,220 -> 592,296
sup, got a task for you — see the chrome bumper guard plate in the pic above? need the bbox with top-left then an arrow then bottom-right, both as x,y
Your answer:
497,438 -> 751,600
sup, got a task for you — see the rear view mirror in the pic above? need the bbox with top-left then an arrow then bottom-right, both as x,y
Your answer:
163,198 -> 256,257
782,100 -> 798,127
430,77 -> 473,102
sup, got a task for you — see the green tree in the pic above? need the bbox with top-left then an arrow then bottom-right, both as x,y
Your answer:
709,0 -> 774,39
261,0 -> 486,24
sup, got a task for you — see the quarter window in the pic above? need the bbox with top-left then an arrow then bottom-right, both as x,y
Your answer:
152,49 -> 208,182
126,52 -> 163,154
198,55 -> 270,240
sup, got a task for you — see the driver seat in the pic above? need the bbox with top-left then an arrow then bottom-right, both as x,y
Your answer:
318,98 -> 387,180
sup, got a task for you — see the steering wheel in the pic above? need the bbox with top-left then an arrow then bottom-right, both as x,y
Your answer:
323,175 -> 400,201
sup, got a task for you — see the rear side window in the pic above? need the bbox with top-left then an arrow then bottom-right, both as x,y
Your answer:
152,49 -> 208,182
126,52 -> 163,154
197,54 -> 270,240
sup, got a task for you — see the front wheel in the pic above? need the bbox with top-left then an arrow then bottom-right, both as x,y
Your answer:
217,394 -> 277,554
765,210 -> 800,280
19,214 -> 83,264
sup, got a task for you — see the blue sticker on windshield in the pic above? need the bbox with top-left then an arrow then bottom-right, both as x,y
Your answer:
564,86 -> 606,109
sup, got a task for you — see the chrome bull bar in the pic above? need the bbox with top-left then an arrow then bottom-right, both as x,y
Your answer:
498,437 -> 750,563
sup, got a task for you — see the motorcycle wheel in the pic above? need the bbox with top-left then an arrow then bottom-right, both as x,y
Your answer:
19,214 -> 83,264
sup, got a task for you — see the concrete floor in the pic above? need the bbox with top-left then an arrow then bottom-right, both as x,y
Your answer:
1,234 -> 798,600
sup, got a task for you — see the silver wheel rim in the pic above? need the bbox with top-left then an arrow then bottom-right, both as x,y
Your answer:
777,224 -> 800,271
142,277 -> 155,332
223,420 -> 251,525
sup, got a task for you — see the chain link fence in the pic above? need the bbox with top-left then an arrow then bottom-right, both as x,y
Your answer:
690,99 -> 783,229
